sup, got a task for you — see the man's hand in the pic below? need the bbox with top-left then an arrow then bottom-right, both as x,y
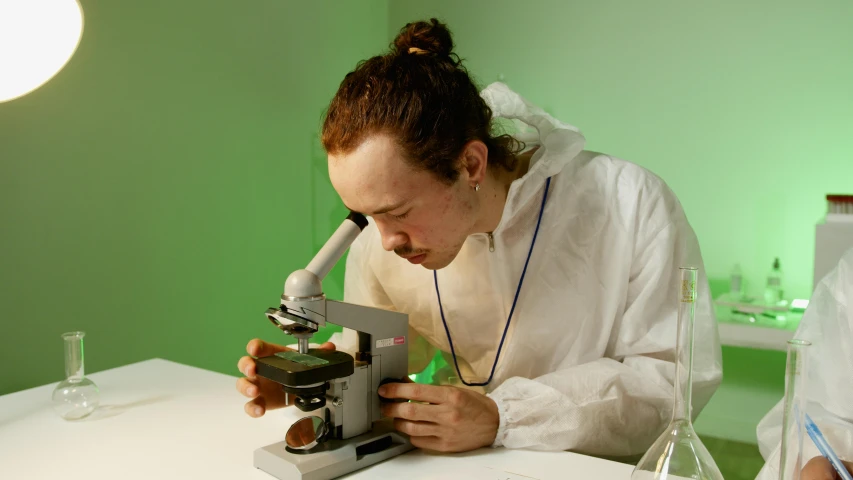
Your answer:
378,383 -> 499,453
236,339 -> 336,418
802,457 -> 853,480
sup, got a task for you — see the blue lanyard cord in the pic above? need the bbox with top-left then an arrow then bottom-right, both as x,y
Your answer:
434,177 -> 552,387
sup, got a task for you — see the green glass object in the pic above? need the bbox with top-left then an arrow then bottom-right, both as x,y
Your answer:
275,350 -> 329,367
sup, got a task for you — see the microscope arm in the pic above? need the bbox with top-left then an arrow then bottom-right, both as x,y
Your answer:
266,212 -> 369,335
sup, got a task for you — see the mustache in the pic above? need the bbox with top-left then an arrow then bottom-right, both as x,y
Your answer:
394,246 -> 426,257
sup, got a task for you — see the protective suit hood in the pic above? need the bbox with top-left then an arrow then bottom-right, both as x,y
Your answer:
479,82 -> 586,230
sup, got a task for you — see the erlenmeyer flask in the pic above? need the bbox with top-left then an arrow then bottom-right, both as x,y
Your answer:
51,331 -> 100,420
631,267 -> 724,480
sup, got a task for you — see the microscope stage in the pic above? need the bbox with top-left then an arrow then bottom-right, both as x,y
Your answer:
256,349 -> 355,385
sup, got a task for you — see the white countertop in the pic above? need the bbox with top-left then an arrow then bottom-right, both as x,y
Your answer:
717,321 -> 796,351
0,358 -> 633,479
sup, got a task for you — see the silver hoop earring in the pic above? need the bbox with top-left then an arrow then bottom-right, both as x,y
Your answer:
474,183 -> 481,192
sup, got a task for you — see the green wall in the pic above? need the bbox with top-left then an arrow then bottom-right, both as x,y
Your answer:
390,0 -> 853,302
0,0 -> 388,395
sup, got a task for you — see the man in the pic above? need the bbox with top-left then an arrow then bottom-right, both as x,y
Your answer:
237,18 -> 722,456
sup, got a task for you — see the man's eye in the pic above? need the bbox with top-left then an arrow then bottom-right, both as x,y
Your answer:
392,211 -> 410,220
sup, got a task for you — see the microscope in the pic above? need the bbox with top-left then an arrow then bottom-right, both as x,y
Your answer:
253,212 -> 414,480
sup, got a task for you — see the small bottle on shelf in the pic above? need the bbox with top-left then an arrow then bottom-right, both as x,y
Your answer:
729,263 -> 744,300
764,258 -> 784,306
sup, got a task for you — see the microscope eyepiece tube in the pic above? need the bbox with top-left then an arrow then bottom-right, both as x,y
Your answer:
304,212 -> 368,281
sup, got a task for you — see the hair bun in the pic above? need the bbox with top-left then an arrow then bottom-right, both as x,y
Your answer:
393,18 -> 454,58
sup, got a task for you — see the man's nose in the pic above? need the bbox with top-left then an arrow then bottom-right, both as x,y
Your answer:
376,221 -> 408,252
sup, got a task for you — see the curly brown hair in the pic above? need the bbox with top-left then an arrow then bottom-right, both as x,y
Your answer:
321,18 -> 522,185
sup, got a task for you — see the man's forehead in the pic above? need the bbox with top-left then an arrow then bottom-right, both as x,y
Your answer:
329,135 -> 424,213
329,145 -> 406,215
330,136 -> 409,179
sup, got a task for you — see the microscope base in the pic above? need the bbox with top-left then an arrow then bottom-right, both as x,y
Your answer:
254,420 -> 414,480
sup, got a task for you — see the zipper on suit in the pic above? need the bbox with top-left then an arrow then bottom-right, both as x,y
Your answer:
487,232 -> 495,252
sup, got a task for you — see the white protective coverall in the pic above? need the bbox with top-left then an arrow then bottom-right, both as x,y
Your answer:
336,82 -> 723,456
755,247 -> 853,480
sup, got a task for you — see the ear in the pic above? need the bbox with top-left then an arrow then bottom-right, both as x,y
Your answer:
460,140 -> 489,186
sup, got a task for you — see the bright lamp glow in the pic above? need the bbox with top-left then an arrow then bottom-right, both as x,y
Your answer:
0,0 -> 84,103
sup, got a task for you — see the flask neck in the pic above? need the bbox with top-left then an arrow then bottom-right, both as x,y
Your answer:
62,332 -> 86,382
673,275 -> 697,423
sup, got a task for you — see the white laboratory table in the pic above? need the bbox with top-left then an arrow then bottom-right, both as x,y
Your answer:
0,358 -> 633,480
717,321 -> 796,351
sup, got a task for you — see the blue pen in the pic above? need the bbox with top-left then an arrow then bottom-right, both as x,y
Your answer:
805,414 -> 853,480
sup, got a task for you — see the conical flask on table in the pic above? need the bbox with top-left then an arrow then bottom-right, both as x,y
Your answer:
631,267 -> 723,480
